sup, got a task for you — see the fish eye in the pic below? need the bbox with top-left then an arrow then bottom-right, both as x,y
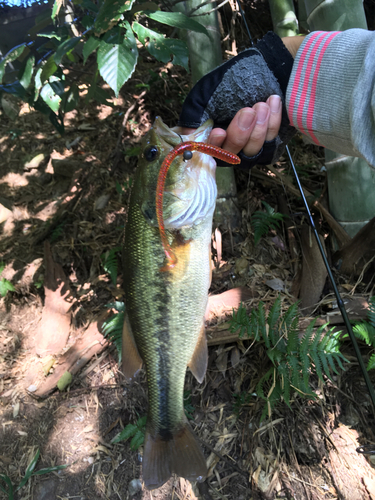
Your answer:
143,145 -> 159,162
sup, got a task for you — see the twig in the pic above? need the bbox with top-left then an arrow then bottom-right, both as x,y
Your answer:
200,440 -> 248,478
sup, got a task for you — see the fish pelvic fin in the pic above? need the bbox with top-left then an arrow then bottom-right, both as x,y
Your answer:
188,324 -> 208,384
142,423 -> 207,490
122,313 -> 143,380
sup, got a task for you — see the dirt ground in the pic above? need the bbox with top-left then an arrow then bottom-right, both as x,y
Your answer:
2,1 -> 375,499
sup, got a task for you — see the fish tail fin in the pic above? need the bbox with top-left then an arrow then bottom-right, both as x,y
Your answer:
143,422 -> 207,490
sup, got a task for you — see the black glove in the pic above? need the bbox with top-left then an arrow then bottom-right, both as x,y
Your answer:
178,32 -> 296,170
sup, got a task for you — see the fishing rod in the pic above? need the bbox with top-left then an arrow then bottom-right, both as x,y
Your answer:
235,0 -> 375,423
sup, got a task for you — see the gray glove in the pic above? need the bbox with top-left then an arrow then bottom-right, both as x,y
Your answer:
178,32 -> 296,169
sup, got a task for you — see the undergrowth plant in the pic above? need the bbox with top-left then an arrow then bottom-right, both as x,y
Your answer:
100,246 -> 121,285
0,449 -> 69,500
112,415 -> 147,450
351,296 -> 375,371
0,262 -> 15,297
0,0 -> 209,133
102,300 -> 124,363
251,201 -> 285,245
230,296 -> 347,419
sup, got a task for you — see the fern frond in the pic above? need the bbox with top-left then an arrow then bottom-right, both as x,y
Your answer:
368,296 -> 375,328
257,302 -> 268,346
101,246 -> 121,285
367,353 -> 375,371
256,367 -> 274,401
102,310 -> 124,362
229,303 -> 251,338
318,349 -> 332,380
281,302 -> 299,332
251,201 -> 285,245
287,328 -> 299,356
268,296 -> 282,333
310,348 -> 324,382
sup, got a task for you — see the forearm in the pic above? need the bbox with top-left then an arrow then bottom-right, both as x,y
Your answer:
286,29 -> 375,168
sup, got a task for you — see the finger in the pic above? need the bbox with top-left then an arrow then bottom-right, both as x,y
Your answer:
242,102 -> 270,157
208,128 -> 227,148
218,108 -> 257,154
265,95 -> 282,141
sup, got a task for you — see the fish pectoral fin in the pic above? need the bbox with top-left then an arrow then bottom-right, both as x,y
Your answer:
122,313 -> 143,380
188,324 -> 208,384
143,423 -> 207,490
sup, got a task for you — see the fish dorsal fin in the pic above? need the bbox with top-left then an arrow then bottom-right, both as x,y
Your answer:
122,313 -> 143,380
188,324 -> 208,383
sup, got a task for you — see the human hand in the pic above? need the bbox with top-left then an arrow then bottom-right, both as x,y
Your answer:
177,96 -> 282,167
178,32 -> 296,169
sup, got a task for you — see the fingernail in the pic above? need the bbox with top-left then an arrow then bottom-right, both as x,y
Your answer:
237,109 -> 256,131
268,95 -> 281,114
256,104 -> 269,125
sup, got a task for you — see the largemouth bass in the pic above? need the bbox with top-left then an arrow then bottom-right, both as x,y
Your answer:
122,117 -> 238,489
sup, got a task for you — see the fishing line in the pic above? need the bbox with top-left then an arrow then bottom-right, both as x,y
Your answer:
235,0 -> 375,420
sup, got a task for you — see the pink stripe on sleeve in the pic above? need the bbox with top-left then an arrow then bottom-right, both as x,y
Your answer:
305,32 -> 340,144
294,33 -> 328,134
288,32 -> 325,128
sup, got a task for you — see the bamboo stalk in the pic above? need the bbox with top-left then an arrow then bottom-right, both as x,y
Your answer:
269,0 -> 299,37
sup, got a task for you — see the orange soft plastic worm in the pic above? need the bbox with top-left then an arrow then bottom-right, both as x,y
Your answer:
156,142 -> 240,271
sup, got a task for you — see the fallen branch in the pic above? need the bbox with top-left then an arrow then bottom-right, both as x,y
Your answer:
30,322 -> 108,399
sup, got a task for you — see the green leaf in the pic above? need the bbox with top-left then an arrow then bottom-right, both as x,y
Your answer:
368,297 -> 375,328
367,353 -> 375,371
33,98 -> 65,135
0,474 -> 14,499
130,429 -> 145,450
85,80 -> 114,106
40,56 -> 58,85
111,423 -> 137,443
83,36 -> 101,64
133,23 -> 188,70
97,24 -> 138,97
19,55 -> 35,90
83,0 -> 99,13
19,450 -> 40,487
102,311 -> 124,362
40,83 -> 62,113
105,301 -> 125,312
143,11 -> 208,37
52,0 -> 63,19
62,84 -> 80,113
0,278 -> 16,297
95,0 -> 136,35
101,246 -> 120,285
31,463 -> 70,476
49,76 -> 65,97
54,37 -> 81,65
0,44 -> 26,83
136,415 -> 147,429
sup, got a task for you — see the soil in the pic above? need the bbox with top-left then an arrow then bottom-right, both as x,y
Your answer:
1,2 -> 375,500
